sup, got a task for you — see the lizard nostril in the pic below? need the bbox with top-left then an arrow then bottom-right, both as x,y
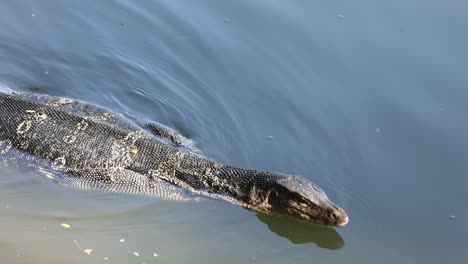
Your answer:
330,212 -> 337,219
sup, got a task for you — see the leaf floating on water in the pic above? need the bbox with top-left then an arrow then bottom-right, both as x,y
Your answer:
73,240 -> 93,256
133,251 -> 140,257
60,223 -> 71,229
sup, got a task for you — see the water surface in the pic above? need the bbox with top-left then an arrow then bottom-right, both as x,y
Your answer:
1,0 -> 467,263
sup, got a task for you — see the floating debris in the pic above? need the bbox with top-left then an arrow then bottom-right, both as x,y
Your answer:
375,128 -> 380,133
60,223 -> 71,229
449,215 -> 456,220
32,13 -> 36,17
120,238 -> 125,243
337,14 -> 344,19
104,257 -> 109,261
73,240 -> 93,256
224,18 -> 231,23
267,136 -> 273,140
133,251 -> 140,257
153,252 -> 159,257
44,71 -> 48,75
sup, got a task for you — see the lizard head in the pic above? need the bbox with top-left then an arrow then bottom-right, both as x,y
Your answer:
244,174 -> 349,227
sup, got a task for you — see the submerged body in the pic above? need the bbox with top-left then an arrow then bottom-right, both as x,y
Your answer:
0,92 -> 348,227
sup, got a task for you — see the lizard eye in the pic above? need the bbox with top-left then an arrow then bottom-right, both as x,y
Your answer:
295,195 -> 307,204
295,196 -> 309,207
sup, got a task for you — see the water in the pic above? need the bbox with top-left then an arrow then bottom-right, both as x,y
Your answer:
1,0 -> 467,263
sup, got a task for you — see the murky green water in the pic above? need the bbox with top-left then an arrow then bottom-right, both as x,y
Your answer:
1,0 -> 467,263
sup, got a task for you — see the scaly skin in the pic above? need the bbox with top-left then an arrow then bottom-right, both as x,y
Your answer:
0,92 -> 348,227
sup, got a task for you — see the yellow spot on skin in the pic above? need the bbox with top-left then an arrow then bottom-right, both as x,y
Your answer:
36,112 -> 47,120
25,109 -> 36,113
133,252 -> 140,257
131,147 -> 138,154
77,120 -> 89,131
53,156 -> 66,168
60,223 -> 71,229
102,113 -> 110,120
63,134 -> 76,144
17,120 -> 32,134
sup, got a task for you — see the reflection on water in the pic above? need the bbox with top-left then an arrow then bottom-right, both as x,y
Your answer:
256,213 -> 344,249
